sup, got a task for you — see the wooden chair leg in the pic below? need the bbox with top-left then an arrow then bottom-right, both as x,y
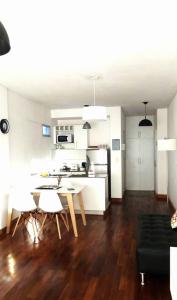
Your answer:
55,214 -> 61,239
38,213 -> 47,235
12,214 -> 21,237
60,212 -> 69,231
30,213 -> 38,241
65,209 -> 69,231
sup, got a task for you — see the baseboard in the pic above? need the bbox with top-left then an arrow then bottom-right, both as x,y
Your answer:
0,217 -> 18,238
74,209 -> 104,215
168,198 -> 176,213
0,227 -> 7,237
156,193 -> 167,201
104,203 -> 111,217
111,198 -> 122,204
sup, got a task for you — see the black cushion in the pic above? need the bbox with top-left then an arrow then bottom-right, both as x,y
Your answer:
137,214 -> 177,275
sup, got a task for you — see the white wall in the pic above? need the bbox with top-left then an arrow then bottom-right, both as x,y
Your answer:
8,90 -> 52,178
168,95 -> 177,208
0,85 -> 52,230
109,107 -> 122,198
88,121 -> 110,147
0,85 -> 10,229
121,109 -> 126,195
52,149 -> 86,170
156,108 -> 168,195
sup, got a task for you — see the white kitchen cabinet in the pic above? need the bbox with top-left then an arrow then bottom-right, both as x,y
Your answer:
126,117 -> 140,139
139,138 -> 154,190
31,175 -> 109,215
61,176 -> 109,214
74,125 -> 88,149
126,139 -> 140,190
126,116 -> 154,191
126,137 -> 154,190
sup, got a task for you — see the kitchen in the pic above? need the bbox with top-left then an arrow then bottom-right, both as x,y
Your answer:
30,106 -> 125,217
35,122 -> 111,215
0,93 -> 125,232
0,4 -> 175,298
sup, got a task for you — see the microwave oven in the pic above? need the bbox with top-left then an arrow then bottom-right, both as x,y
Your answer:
57,133 -> 74,143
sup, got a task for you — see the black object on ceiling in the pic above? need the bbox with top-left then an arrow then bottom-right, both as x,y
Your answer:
0,21 -> 10,55
139,102 -> 152,126
83,122 -> 91,129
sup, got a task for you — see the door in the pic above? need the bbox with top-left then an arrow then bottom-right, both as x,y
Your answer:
126,139 -> 140,190
139,138 -> 154,190
126,116 -> 154,191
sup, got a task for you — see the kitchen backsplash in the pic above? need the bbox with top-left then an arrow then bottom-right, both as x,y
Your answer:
52,149 -> 86,170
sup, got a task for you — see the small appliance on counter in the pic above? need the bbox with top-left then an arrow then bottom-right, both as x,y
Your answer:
60,164 -> 71,172
57,132 -> 74,144
70,164 -> 79,171
88,162 -> 95,177
81,162 -> 87,172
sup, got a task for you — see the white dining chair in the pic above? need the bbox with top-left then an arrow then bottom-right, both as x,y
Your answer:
38,190 -> 69,239
10,188 -> 38,240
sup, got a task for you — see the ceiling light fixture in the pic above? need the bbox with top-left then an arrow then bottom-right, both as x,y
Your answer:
82,121 -> 91,129
82,76 -> 107,121
139,101 -> 152,126
82,105 -> 91,129
0,21 -> 10,55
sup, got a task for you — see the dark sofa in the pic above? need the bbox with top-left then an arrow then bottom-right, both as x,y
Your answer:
136,214 -> 177,285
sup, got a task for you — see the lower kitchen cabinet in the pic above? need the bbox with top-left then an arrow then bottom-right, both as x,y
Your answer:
61,176 -> 109,215
31,175 -> 109,215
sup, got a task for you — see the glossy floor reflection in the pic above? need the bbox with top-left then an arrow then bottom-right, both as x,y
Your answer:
0,191 -> 172,300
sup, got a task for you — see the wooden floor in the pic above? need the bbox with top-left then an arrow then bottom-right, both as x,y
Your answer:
0,191 -> 172,300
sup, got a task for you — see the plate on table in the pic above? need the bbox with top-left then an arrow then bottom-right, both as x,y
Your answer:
36,185 -> 61,190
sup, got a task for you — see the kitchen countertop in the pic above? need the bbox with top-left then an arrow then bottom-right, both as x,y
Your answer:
48,174 -> 107,179
70,174 -> 107,178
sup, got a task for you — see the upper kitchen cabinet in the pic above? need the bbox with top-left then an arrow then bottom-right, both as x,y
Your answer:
74,125 -> 88,149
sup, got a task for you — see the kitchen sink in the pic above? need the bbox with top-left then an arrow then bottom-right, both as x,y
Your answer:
49,173 -> 71,177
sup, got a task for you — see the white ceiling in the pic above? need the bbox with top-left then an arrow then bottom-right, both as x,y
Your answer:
0,0 -> 177,115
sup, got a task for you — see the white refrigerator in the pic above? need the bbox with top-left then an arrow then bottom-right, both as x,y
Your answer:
86,149 -> 111,199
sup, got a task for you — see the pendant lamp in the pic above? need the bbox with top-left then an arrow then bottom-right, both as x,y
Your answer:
139,102 -> 152,126
82,121 -> 91,129
82,105 -> 91,129
82,76 -> 107,121
0,21 -> 10,55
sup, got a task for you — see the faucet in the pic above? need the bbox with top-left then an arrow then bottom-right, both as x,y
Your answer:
57,176 -> 62,187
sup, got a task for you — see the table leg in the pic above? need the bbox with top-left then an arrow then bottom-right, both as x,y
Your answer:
6,204 -> 13,234
66,193 -> 78,238
78,192 -> 86,226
